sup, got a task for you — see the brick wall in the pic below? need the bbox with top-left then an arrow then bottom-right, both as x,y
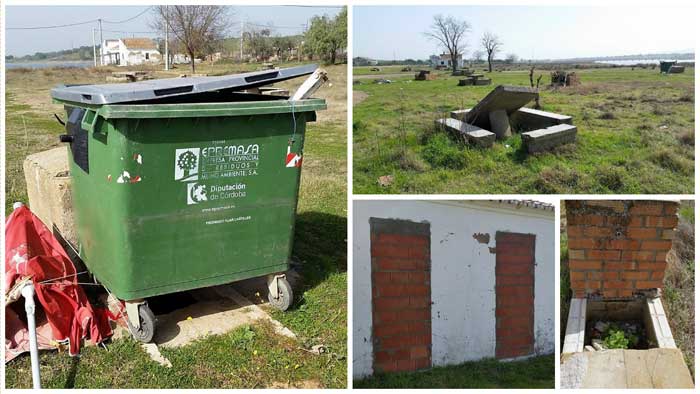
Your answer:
565,200 -> 679,299
370,217 -> 431,373
495,231 -> 536,359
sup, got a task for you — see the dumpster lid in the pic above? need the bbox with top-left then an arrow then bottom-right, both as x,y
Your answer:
51,64 -> 318,105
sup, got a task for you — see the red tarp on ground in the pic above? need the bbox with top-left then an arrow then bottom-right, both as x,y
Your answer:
5,206 -> 114,362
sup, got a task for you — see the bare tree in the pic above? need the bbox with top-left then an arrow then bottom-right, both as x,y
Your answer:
481,31 -> 502,72
424,15 -> 470,73
529,67 -> 543,109
472,50 -> 485,63
151,6 -> 231,73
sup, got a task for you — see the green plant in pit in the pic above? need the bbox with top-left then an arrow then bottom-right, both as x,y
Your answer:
603,328 -> 629,349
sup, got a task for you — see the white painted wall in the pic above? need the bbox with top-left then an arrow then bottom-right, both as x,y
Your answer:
353,201 -> 555,379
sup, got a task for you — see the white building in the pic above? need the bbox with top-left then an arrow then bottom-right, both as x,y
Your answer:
353,200 -> 555,379
102,38 -> 161,67
430,53 -> 464,69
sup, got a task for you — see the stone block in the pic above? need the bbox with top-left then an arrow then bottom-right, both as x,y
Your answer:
521,124 -> 577,153
435,118 -> 495,148
23,147 -> 77,246
458,78 -> 474,86
450,108 -> 472,121
489,109 -> 512,139
473,78 -> 491,85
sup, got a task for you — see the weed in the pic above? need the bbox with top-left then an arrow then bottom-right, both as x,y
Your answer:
421,133 -> 467,169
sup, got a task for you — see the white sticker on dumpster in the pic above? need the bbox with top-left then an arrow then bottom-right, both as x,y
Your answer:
175,148 -> 200,181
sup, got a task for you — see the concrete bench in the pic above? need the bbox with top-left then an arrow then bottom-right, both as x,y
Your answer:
435,118 -> 495,148
521,123 -> 577,153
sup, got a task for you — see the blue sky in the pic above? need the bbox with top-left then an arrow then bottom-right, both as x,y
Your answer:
6,5 -> 343,57
354,5 -> 695,60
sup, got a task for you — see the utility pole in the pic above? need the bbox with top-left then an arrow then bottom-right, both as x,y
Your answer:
164,5 -> 169,70
92,28 -> 97,67
98,18 -> 104,66
239,20 -> 244,62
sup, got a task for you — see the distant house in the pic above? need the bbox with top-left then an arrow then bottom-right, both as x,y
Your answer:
430,53 -> 464,69
102,38 -> 161,67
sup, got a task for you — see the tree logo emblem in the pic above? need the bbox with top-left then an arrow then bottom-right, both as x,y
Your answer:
174,148 -> 200,181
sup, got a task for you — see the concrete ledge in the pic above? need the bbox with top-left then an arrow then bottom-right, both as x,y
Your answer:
521,124 -> 577,153
562,298 -> 586,354
645,297 -> 677,349
435,118 -> 495,148
450,108 -> 472,121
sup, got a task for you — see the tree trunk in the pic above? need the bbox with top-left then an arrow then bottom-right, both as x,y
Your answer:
330,51 -> 336,65
487,54 -> 493,72
189,50 -> 196,73
451,53 -> 458,73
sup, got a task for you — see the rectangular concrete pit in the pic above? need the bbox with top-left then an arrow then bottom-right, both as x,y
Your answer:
22,147 -> 77,246
521,124 -> 577,153
463,85 -> 539,130
435,118 -> 495,148
563,297 -> 675,355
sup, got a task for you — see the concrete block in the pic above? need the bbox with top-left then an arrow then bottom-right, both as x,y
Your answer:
458,79 -> 474,86
473,78 -> 491,86
23,147 -> 77,246
435,118 -> 495,148
488,109 -> 512,139
521,124 -> 577,153
450,108 -> 472,121
510,107 -> 573,130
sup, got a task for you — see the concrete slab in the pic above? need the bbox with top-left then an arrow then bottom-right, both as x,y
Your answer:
473,78 -> 491,86
435,118 -> 495,148
561,349 -> 694,389
510,107 -> 573,130
463,85 -> 538,129
645,297 -> 677,349
23,147 -> 77,246
521,124 -> 577,153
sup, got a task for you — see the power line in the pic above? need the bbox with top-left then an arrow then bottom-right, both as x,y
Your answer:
102,7 -> 152,24
7,7 -> 151,30
7,19 -> 98,30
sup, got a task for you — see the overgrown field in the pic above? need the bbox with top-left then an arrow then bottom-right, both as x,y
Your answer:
353,66 -> 694,194
5,62 -> 348,388
354,354 -> 554,389
560,201 -> 695,376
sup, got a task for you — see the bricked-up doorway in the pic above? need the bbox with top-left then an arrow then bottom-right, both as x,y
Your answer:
370,217 -> 431,373
495,231 -> 536,359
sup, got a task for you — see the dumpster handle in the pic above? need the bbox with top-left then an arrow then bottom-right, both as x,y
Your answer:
80,109 -> 101,133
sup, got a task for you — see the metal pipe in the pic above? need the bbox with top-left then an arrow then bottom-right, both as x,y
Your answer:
21,284 -> 41,389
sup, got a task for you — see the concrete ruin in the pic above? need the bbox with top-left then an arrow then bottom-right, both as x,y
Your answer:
436,85 -> 576,152
659,61 -> 685,74
457,73 -> 491,86
560,200 -> 694,389
414,70 -> 436,81
550,71 -> 580,87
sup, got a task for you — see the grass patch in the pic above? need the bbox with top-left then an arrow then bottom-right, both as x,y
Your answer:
353,66 -> 694,193
353,355 -> 554,389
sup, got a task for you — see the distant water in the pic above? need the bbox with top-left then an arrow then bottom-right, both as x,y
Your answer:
6,60 -> 93,70
595,59 -> 695,66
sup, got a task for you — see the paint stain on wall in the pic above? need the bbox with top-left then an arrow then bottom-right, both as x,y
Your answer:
472,233 -> 490,244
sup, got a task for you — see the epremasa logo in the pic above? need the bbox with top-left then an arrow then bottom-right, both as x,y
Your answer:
187,182 -> 208,205
175,148 -> 200,181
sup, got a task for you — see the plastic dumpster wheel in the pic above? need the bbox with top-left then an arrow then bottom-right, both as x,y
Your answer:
268,277 -> 293,311
127,304 -> 156,343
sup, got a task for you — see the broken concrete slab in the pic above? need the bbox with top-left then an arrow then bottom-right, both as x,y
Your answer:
463,85 -> 538,129
521,124 -> 577,153
561,349 -> 694,389
488,109 -> 511,139
562,298 -> 586,354
510,107 -> 573,130
435,118 -> 495,148
415,70 -> 436,81
23,147 -> 77,246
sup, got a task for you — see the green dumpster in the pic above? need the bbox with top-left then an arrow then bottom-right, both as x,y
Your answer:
51,65 -> 326,342
659,61 -> 676,73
